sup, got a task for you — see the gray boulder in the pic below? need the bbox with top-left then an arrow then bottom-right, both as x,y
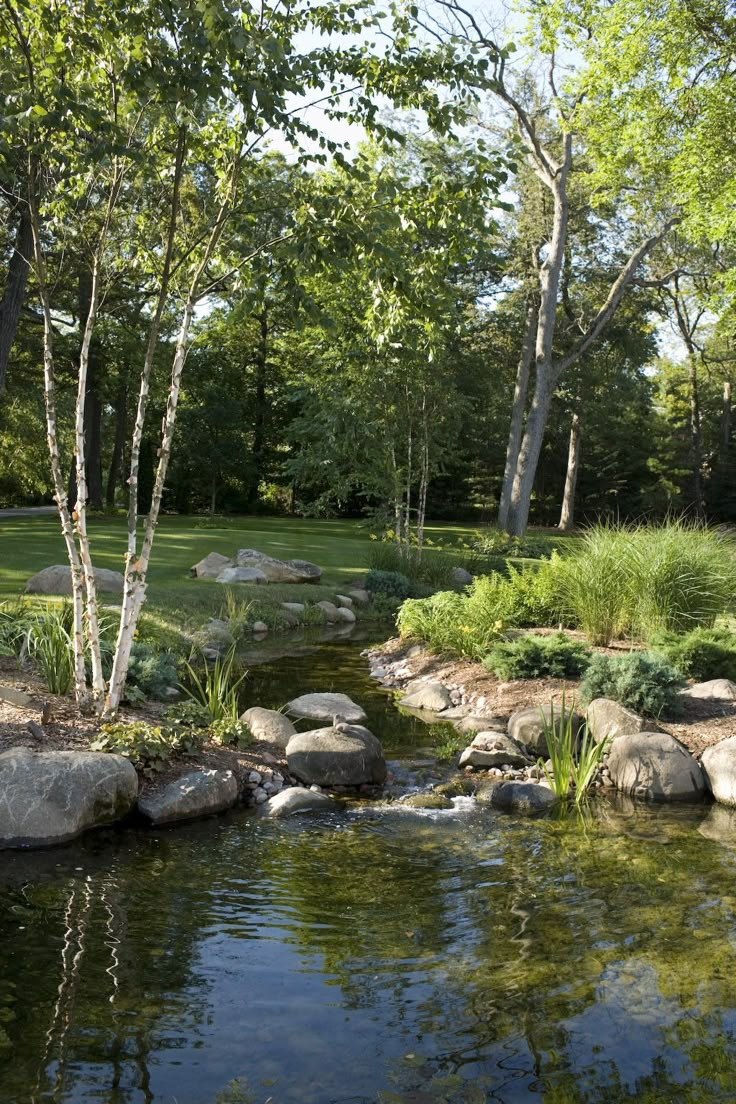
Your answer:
347,588 -> 370,605
508,703 -> 582,756
286,724 -> 386,786
451,566 -> 473,587
701,736 -> 736,806
0,748 -> 138,848
586,698 -> 653,743
286,692 -> 367,724
236,549 -> 321,584
252,621 -> 268,634
401,682 -> 453,713
485,780 -> 559,815
194,618 -> 235,658
459,731 -> 531,770
606,731 -> 705,802
190,551 -> 233,579
335,606 -> 356,624
684,679 -> 736,701
265,788 -> 337,818
316,600 -> 339,623
454,714 -> 506,736
25,564 -> 124,596
216,566 -> 268,585
240,706 -> 296,749
138,769 -> 238,825
336,594 -> 354,608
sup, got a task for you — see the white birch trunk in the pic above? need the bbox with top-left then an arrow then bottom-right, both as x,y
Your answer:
498,296 -> 537,531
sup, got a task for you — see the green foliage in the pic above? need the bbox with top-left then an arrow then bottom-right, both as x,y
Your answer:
366,569 -> 413,601
162,701 -> 211,729
504,557 -> 567,628
180,648 -> 246,722
26,607 -> 75,696
555,524 -> 633,646
470,528 -> 554,561
91,722 -> 205,776
651,627 -> 736,683
540,699 -> 608,806
366,543 -> 455,591
398,575 -> 511,659
219,590 -> 255,641
124,643 -> 178,704
209,718 -> 253,749
483,632 -> 591,680
432,729 -> 467,763
579,652 -> 684,717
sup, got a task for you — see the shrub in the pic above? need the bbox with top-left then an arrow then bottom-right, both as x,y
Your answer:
180,647 -> 246,721
650,627 -> 736,683
91,721 -> 205,775
366,543 -> 455,591
124,642 -> 179,703
163,701 -> 211,728
504,556 -> 567,628
483,632 -> 591,680
366,569 -> 412,601
579,651 -> 684,717
470,528 -> 553,560
398,576 -> 510,660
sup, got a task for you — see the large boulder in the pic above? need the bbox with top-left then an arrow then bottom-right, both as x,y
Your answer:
240,706 -> 296,749
400,682 -> 453,713
190,552 -> 233,579
138,769 -> 238,825
483,780 -> 559,815
701,736 -> 736,806
286,724 -> 386,786
586,698 -> 653,744
215,566 -> 268,585
286,692 -> 367,725
25,564 -> 124,596
454,714 -> 506,736
684,679 -> 736,701
459,731 -> 532,770
451,566 -> 473,587
0,748 -> 138,848
606,731 -> 705,802
508,703 -> 582,756
265,788 -> 337,818
316,600 -> 340,623
235,549 -> 321,584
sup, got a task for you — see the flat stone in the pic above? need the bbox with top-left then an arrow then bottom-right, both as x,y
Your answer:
454,714 -> 506,735
286,692 -> 367,724
400,682 -> 453,713
586,698 -> 653,743
138,769 -> 238,825
486,780 -> 559,815
607,732 -> 705,802
0,685 -> 35,710
0,748 -> 138,848
190,551 -> 233,579
684,679 -> 736,700
236,549 -> 321,584
459,732 -> 531,770
215,566 -> 268,585
25,564 -> 124,596
508,704 -> 582,756
282,602 -> 305,614
286,724 -> 386,786
240,706 -> 296,749
701,736 -> 736,806
265,788 -> 337,818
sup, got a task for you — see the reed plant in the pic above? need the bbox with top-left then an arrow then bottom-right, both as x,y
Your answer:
180,646 -> 246,722
539,697 -> 607,806
26,606 -> 75,695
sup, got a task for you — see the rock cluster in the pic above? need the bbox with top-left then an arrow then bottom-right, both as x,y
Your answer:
190,548 -> 322,585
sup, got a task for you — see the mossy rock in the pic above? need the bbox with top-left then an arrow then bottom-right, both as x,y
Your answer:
400,792 -> 454,810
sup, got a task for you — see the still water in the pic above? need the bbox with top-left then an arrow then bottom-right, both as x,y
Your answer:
1,632 -> 736,1104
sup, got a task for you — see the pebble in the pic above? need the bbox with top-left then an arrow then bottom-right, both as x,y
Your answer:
309,784 -> 322,793
248,771 -> 262,784
253,787 -> 269,804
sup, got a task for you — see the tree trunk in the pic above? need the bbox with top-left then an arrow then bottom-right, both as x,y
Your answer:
686,352 -> 704,517
106,381 -> 128,508
498,296 -> 537,531
0,203 -> 33,400
720,380 -> 731,462
247,305 -> 268,506
558,410 -> 581,531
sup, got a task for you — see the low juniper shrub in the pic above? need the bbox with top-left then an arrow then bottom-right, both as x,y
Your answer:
579,651 -> 684,717
651,627 -> 736,683
483,632 -> 591,680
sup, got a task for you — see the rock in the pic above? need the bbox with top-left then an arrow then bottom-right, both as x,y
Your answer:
684,679 -> 736,700
698,803 -> 736,847
433,778 -> 477,797
336,594 -> 354,608
215,566 -> 268,585
454,714 -> 506,736
235,549 -> 321,584
286,692 -> 367,724
486,780 -> 560,815
190,551 -> 233,579
451,566 -> 473,587
0,748 -> 138,848
508,704 -> 582,756
606,732 -> 705,802
347,588 -> 370,605
252,621 -> 268,634
0,685 -> 35,710
279,610 -> 300,628
194,618 -> 235,657
240,706 -> 296,749
265,788 -> 337,817
248,770 -> 263,784
458,732 -> 532,770
316,600 -> 339,623
701,736 -> 736,806
286,724 -> 386,786
253,787 -> 269,805
399,792 -> 454,810
138,769 -> 238,825
400,682 -> 453,713
586,698 -> 653,743
335,606 -> 356,624
282,602 -> 305,614
25,564 -> 124,596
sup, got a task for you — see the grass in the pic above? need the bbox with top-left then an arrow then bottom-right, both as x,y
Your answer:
0,515 -> 574,641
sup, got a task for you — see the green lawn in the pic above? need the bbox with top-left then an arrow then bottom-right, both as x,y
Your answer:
0,514 -> 573,639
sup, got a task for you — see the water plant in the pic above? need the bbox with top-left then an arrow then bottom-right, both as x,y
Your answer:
579,651 -> 684,716
539,698 -> 607,806
180,646 -> 246,722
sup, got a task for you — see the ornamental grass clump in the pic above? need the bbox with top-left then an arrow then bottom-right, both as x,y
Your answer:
180,646 -> 246,722
555,523 -> 633,645
539,697 -> 607,806
579,651 -> 684,717
26,606 -> 75,696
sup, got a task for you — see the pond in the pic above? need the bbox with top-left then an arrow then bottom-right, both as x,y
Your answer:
1,631 -> 736,1104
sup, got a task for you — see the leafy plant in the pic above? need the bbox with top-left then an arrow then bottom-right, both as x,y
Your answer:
539,697 -> 607,806
504,556 -> 567,628
26,608 -> 75,695
579,651 -> 684,716
483,632 -> 591,680
470,528 -> 554,561
180,646 -> 246,722
650,626 -> 736,682
398,576 -> 511,659
432,728 -> 467,762
163,701 -> 212,728
91,721 -> 205,775
555,523 -> 634,645
209,717 -> 252,748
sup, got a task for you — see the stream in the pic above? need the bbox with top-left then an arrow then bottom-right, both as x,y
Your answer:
1,628 -> 736,1103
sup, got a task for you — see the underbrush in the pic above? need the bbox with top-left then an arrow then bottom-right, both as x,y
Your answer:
483,633 -> 591,680
579,652 -> 684,717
